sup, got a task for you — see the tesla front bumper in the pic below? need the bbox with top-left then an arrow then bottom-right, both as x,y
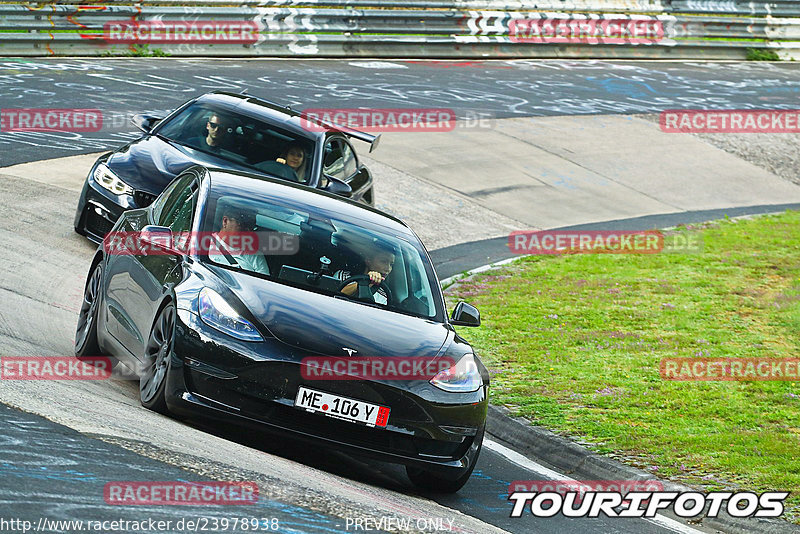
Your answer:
165,309 -> 487,474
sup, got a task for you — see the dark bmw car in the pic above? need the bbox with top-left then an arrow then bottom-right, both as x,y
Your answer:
75,166 -> 487,492
74,91 -> 379,242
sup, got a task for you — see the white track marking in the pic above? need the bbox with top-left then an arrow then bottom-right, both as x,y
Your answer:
485,439 -> 706,534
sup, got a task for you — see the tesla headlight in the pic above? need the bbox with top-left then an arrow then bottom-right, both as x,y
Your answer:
430,353 -> 482,393
93,163 -> 133,196
198,287 -> 263,342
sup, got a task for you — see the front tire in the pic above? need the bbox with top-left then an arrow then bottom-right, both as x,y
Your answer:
75,262 -> 103,357
140,303 -> 175,414
406,426 -> 485,493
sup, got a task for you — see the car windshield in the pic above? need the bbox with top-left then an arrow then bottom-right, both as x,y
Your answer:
157,102 -> 315,184
199,189 -> 443,321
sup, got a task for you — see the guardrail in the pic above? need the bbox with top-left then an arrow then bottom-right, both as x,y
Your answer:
0,1 -> 798,59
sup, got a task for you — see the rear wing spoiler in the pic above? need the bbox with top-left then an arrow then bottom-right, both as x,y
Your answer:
344,129 -> 381,153
301,113 -> 381,153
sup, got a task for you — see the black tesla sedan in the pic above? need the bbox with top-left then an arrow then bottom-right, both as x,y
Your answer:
74,91 -> 379,243
75,166 -> 487,492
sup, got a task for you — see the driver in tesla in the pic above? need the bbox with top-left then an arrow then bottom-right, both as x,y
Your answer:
334,239 -> 395,305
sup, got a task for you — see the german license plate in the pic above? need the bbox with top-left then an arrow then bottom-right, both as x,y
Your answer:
295,386 -> 390,428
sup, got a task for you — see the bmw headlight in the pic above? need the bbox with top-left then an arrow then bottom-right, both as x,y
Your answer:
94,163 -> 133,196
430,353 -> 482,393
198,287 -> 263,342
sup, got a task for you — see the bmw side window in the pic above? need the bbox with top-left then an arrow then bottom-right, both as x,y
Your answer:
322,139 -> 345,181
340,141 -> 358,181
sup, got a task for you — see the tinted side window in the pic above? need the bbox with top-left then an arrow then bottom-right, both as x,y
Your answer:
167,190 -> 197,234
157,176 -> 197,230
151,176 -> 187,224
322,139 -> 345,181
340,141 -> 358,180
323,138 -> 358,182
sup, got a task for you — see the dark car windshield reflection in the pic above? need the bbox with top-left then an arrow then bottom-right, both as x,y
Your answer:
157,102 -> 315,184
198,191 -> 441,321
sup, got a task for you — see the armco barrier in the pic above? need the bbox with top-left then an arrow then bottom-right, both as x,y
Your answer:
0,1 -> 798,59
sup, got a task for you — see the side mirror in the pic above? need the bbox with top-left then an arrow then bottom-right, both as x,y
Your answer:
131,114 -> 163,134
451,301 -> 480,327
140,225 -> 180,254
323,175 -> 353,197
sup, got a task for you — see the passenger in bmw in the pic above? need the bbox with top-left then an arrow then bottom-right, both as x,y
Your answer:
209,207 -> 270,276
276,141 -> 308,182
334,239 -> 395,305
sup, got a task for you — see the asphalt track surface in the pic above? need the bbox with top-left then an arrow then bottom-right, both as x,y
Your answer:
0,171 -> 704,534
2,58 -> 800,534
2,58 -> 800,165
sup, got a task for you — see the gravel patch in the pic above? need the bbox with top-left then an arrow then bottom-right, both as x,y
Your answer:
690,132 -> 800,186
638,113 -> 800,186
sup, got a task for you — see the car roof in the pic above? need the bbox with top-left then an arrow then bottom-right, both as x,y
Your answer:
201,166 -> 415,236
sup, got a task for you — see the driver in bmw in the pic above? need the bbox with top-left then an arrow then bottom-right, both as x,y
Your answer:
334,239 -> 395,305
188,112 -> 232,153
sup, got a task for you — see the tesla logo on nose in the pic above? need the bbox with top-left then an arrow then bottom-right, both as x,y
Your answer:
342,348 -> 357,357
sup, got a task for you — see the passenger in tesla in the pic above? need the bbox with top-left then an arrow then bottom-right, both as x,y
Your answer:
209,206 -> 271,276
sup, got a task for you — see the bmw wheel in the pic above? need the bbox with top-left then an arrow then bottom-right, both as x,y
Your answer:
75,262 -> 104,358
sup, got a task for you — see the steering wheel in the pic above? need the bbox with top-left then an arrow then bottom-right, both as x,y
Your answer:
338,274 -> 393,305
254,160 -> 300,182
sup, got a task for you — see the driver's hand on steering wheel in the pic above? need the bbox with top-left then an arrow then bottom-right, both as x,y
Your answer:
341,272 -> 385,297
276,157 -> 287,164
367,271 -> 384,285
